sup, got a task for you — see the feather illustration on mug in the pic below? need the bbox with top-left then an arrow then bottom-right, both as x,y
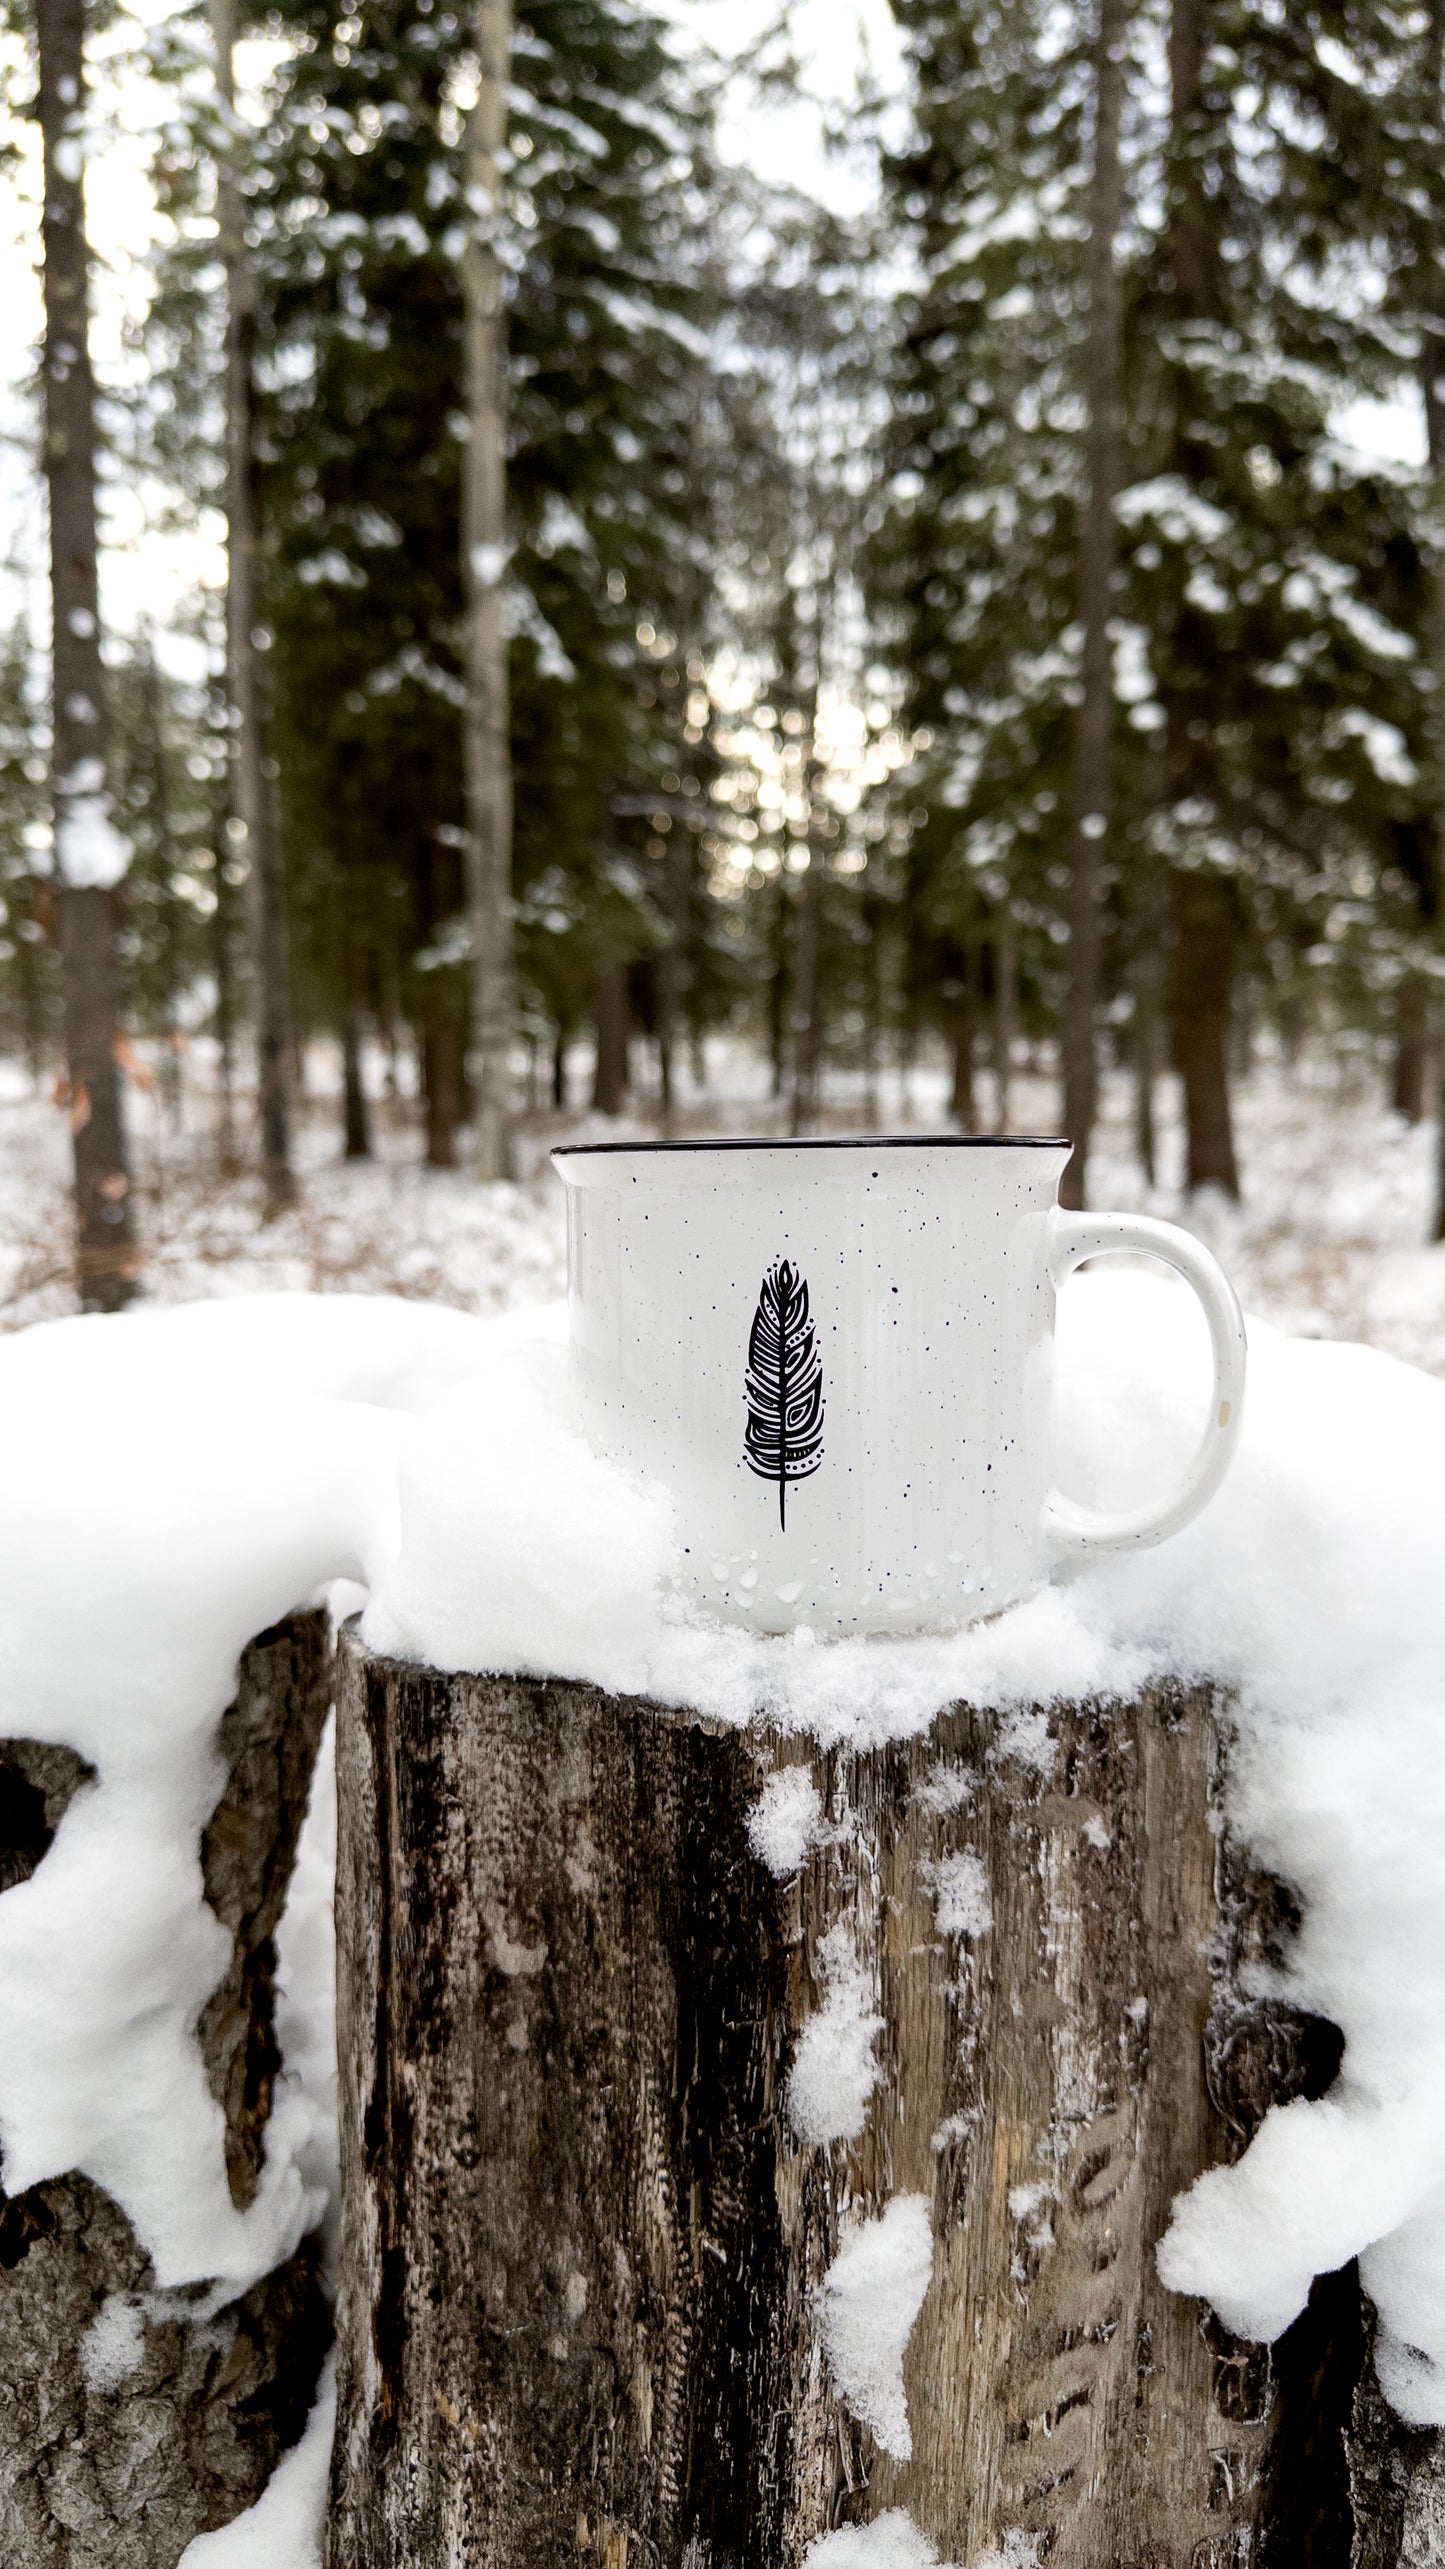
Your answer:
744,1256 -> 825,1528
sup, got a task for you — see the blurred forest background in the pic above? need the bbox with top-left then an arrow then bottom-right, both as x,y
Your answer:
4,0 -> 1445,1326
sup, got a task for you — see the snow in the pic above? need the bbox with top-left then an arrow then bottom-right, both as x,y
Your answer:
6,1044 -> 1445,2561
363,1334 -> 672,1692
0,1295 -> 501,2298
80,2293 -> 148,2392
804,2512 -> 955,2567
921,1850 -> 992,1938
816,2194 -> 934,2460
53,790 -> 130,888
176,2360 -> 335,2569
748,1765 -> 825,1874
786,1921 -> 886,2143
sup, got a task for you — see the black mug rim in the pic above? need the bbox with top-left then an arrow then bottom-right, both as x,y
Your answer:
551,1133 -> 1069,1158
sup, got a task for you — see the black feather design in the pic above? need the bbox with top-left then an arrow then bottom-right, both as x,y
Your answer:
743,1256 -> 825,1529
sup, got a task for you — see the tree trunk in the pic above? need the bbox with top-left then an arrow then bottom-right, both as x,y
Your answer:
949,995 -> 976,1130
462,0 -> 517,1183
656,830 -> 691,1138
1060,0 -> 1129,1212
342,1007 -> 371,1160
1170,870 -> 1241,1196
0,1611 -> 333,2566
1394,978 -> 1429,1123
1422,3 -> 1445,1235
1162,0 -> 1245,1204
329,1644 -> 1437,2565
212,0 -> 295,1219
37,0 -> 137,1313
993,896 -> 1016,1133
788,851 -> 824,1135
422,1012 -> 463,1169
1132,854 -> 1168,1188
592,964 -> 629,1116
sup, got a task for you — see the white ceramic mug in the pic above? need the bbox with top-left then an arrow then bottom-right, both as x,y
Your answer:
552,1137 -> 1246,1636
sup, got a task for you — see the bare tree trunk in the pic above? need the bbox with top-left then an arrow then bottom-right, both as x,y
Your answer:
1421,1 -> 1445,1234
342,1008 -> 370,1160
0,1612 -> 332,2565
37,0 -> 137,1313
788,851 -> 824,1134
422,1012 -> 463,1168
1170,871 -> 1241,1196
1133,857 -> 1168,1187
463,0 -> 517,1182
950,992 -> 976,1130
1394,976 -> 1430,1122
993,896 -> 1016,1132
656,832 -> 690,1137
1161,0 -> 1244,1202
1060,0 -> 1130,1212
1135,987 -> 1159,1186
788,641 -> 832,1139
212,0 -> 295,1219
330,1644 -> 1437,2565
592,964 -> 629,1115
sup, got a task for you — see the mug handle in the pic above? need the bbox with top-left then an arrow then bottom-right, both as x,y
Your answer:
1043,1210 -> 1247,1559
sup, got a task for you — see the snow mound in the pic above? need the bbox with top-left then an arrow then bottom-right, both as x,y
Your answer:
0,1294 -> 503,2296
3,1269 -> 1445,2436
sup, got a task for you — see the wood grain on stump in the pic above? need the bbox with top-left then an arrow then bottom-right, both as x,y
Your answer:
0,1609 -> 334,2568
330,1639 -> 1442,2568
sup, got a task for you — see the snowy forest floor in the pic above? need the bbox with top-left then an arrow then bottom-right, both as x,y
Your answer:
1,1039 -> 1443,1374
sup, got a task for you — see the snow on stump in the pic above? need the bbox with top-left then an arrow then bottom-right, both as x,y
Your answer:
334,1636 -> 1444,2566
0,1610 -> 333,2569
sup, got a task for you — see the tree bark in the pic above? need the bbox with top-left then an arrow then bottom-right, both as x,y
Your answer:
788,850 -> 824,1135
212,0 -> 295,1219
1170,870 -> 1241,1196
1060,0 -> 1130,1212
592,964 -> 629,1115
1393,976 -> 1429,1123
0,1610 -> 333,2566
949,990 -> 976,1130
329,1644 -> 1432,2565
37,0 -> 137,1313
1162,0 -> 1243,1204
422,1011 -> 463,1168
656,831 -> 691,1138
993,895 -> 1016,1132
342,1008 -> 371,1160
463,0 -> 518,1182
1422,1 -> 1445,1235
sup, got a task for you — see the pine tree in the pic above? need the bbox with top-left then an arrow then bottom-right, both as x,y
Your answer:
876,0 -> 1438,1192
233,0 -> 718,1155
0,621 -> 59,1081
37,0 -> 138,1308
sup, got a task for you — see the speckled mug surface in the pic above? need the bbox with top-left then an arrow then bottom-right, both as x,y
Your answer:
551,1137 -> 1246,1637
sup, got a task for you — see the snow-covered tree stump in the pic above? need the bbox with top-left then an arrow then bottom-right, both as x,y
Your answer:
0,1609 -> 333,2569
330,1639 -> 1440,2567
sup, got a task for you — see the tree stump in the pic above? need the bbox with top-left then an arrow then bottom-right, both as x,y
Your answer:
329,1637 -> 1443,2567
0,1609 -> 334,2568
